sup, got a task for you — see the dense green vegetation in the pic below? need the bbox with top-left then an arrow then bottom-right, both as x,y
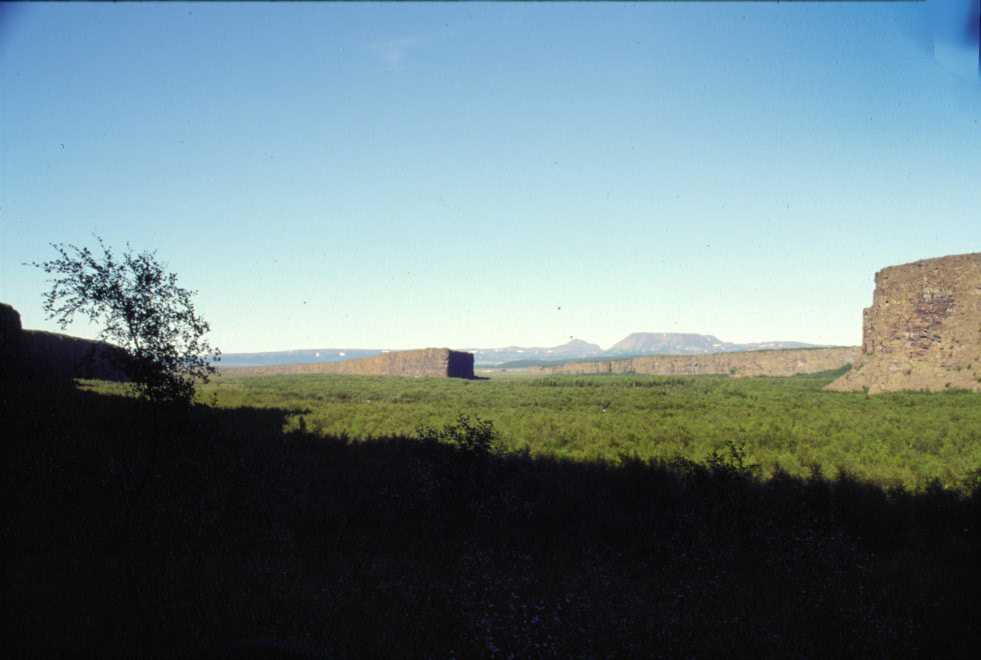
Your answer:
89,367 -> 981,493
8,374 -> 981,657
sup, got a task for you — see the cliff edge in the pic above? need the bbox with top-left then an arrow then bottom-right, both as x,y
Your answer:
827,253 -> 981,393
1,302 -> 129,382
222,348 -> 475,379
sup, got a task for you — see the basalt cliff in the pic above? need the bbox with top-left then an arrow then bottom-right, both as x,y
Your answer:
524,346 -> 859,378
222,348 -> 475,379
1,302 -> 128,382
827,253 -> 981,394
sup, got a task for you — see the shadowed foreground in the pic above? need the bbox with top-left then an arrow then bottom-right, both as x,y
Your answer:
5,377 -> 980,658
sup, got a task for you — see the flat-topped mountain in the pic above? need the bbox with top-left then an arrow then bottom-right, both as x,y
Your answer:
607,332 -> 818,356
607,332 -> 726,355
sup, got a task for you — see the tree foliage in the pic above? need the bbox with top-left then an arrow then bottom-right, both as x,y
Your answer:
32,237 -> 220,404
416,414 -> 500,456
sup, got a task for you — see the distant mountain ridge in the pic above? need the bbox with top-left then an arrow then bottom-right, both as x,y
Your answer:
218,348 -> 383,368
463,339 -> 604,366
219,333 -> 823,368
607,332 -> 726,355
606,332 -> 817,356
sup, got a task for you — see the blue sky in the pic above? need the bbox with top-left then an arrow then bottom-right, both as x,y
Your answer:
2,2 -> 978,352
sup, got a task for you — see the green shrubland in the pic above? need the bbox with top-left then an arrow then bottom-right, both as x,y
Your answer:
85,366 -> 981,493
10,372 -> 981,657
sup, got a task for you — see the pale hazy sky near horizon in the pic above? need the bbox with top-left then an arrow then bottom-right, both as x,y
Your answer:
2,2 -> 979,353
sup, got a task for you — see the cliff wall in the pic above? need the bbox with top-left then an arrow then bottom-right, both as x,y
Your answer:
20,330 -> 129,381
827,253 -> 981,393
1,302 -> 128,381
222,348 -> 475,379
529,347 -> 860,378
1,303 -> 24,371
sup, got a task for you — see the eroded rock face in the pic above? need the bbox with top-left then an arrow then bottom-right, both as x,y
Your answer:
223,348 -> 475,379
827,253 -> 981,393
1,302 -> 129,381
1,303 -> 25,377
1,302 -> 23,335
20,330 -> 129,381
532,347 -> 860,378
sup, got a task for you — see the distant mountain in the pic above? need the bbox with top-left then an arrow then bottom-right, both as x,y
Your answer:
607,333 -> 727,355
218,348 -> 382,368
549,338 -> 605,357
465,339 -> 604,366
606,332 -> 821,356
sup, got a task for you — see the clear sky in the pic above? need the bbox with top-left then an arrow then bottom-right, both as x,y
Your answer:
2,2 -> 979,353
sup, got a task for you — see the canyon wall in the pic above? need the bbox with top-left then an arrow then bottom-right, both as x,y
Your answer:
1,303 -> 24,369
827,253 -> 981,394
525,347 -> 860,378
222,348 -> 475,379
1,302 -> 128,381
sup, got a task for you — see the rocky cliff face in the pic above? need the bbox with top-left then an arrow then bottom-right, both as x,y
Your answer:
528,347 -> 860,378
1,302 -> 129,381
1,303 -> 25,377
20,330 -> 129,381
827,253 -> 981,394
222,348 -> 475,379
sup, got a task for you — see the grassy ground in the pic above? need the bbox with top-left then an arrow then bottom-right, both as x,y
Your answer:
89,367 -> 981,493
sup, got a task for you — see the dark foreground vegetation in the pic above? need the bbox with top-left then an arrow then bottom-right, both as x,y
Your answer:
6,376 -> 981,658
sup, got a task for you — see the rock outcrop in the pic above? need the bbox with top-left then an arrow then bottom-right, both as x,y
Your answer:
20,330 -> 129,381
222,348 -> 475,379
1,302 -> 129,381
1,303 -> 24,370
524,347 -> 860,378
827,253 -> 981,393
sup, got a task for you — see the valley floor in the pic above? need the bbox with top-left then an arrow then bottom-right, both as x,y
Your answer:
6,373 -> 981,657
164,368 -> 981,491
